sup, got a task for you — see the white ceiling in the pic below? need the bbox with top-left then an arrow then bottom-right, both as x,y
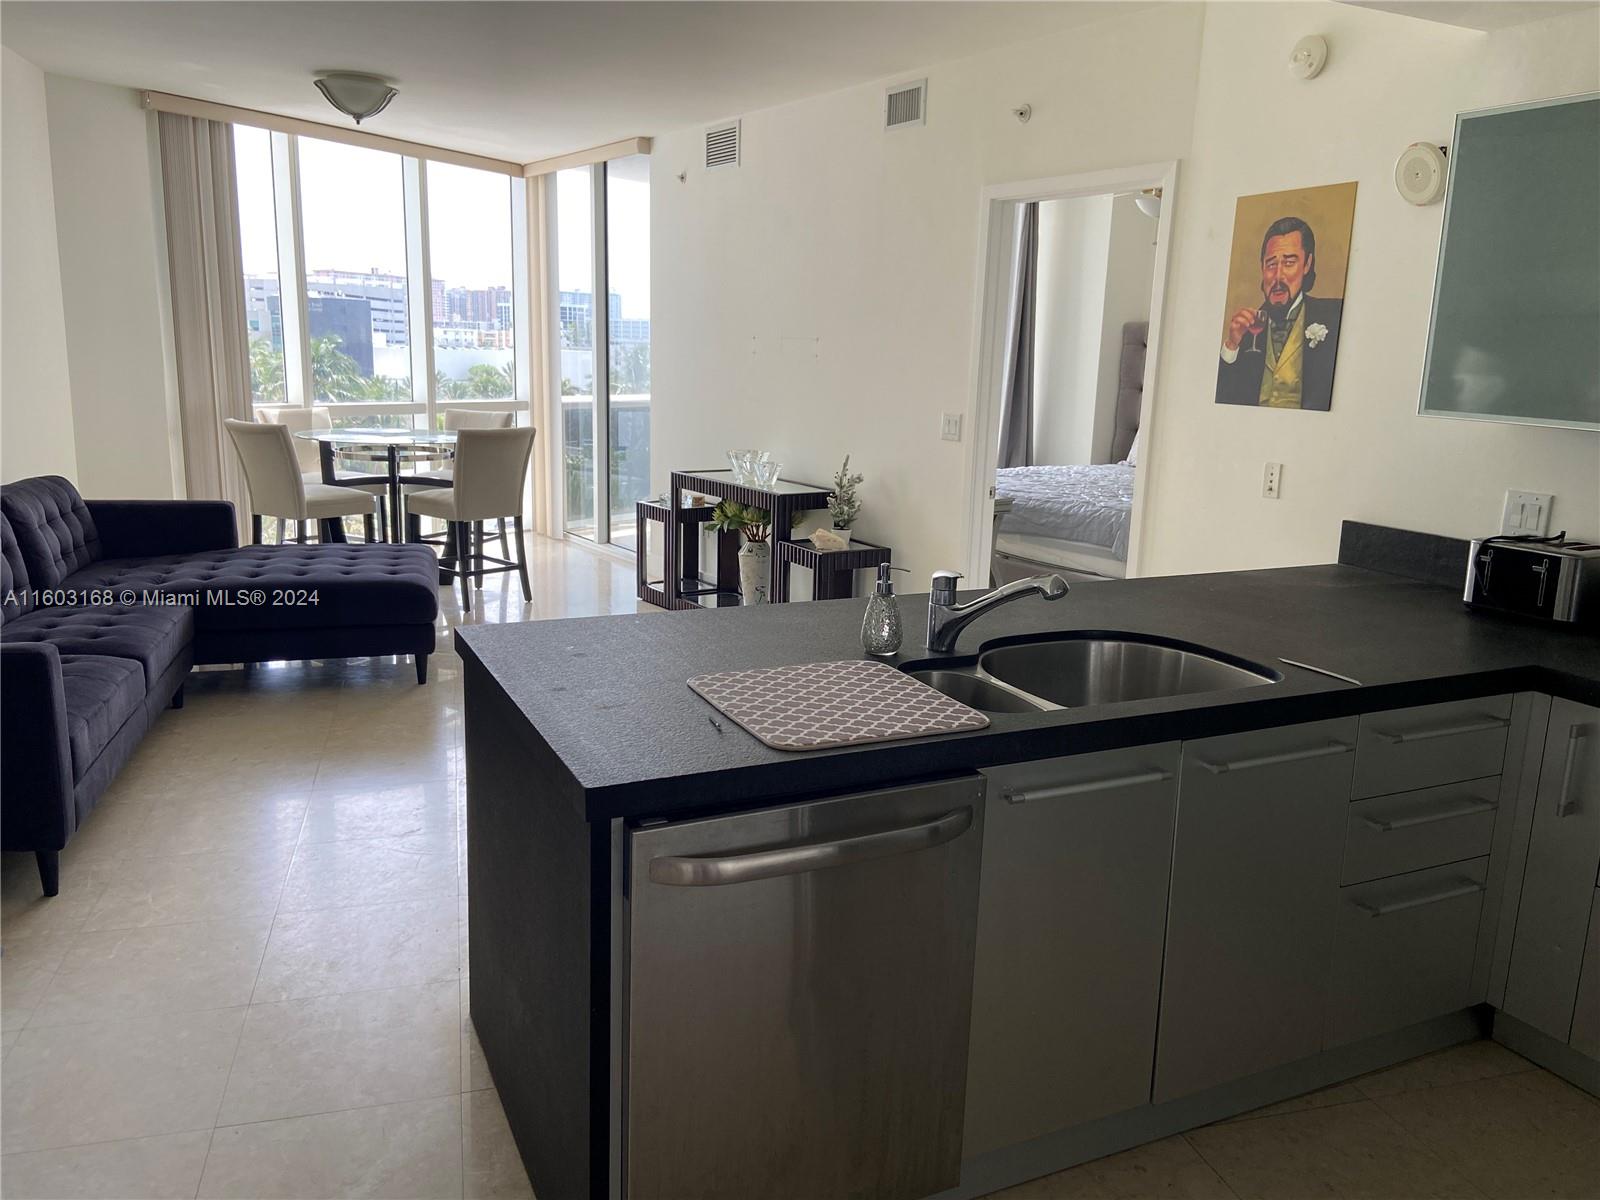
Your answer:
1340,1 -> 1597,31
0,1 -> 1140,162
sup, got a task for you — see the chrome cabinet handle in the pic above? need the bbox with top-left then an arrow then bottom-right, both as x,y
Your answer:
1557,725 -> 1593,818
648,806 -> 973,887
1194,741 -> 1354,775
1361,796 -> 1498,832
1351,878 -> 1486,918
1370,715 -> 1510,744
1005,769 -> 1173,805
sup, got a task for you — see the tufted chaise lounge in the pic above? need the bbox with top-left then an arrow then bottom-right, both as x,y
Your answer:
1,475 -> 440,896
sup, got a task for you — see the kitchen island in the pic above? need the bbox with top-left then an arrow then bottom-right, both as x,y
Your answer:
456,526 -> 1600,1200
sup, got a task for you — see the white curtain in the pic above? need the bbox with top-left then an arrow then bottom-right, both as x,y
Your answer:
157,112 -> 251,539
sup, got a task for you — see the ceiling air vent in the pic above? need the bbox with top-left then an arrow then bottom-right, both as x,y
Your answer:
885,79 -> 927,130
705,120 -> 740,170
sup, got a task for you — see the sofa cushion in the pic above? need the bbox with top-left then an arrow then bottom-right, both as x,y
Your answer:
1,512 -> 33,622
57,654 -> 145,783
2,605 -> 194,689
0,476 -> 101,589
60,543 -> 440,631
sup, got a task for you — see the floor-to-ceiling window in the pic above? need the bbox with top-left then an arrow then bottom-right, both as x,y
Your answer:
426,161 -> 516,417
232,127 -> 525,435
235,126 -> 285,408
297,139 -> 414,417
555,166 -> 598,540
552,156 -> 650,549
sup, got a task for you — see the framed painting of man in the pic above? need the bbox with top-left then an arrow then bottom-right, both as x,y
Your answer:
1216,181 -> 1357,412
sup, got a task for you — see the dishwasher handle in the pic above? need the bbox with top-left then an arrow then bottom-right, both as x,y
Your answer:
647,806 -> 974,887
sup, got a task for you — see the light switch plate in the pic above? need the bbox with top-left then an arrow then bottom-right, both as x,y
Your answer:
1501,490 -> 1552,536
940,413 -> 963,442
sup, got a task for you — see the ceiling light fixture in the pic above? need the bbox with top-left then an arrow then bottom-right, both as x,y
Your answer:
1134,188 -> 1163,220
313,72 -> 397,124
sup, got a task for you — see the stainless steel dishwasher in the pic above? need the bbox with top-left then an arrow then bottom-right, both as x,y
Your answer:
624,775 -> 986,1200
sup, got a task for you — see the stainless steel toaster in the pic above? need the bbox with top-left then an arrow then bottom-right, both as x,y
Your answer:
1465,535 -> 1600,625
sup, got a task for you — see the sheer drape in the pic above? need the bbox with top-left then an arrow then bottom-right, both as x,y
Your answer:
157,112 -> 251,539
995,201 -> 1039,471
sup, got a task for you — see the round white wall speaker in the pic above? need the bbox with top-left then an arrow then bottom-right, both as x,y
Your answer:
1395,143 -> 1448,205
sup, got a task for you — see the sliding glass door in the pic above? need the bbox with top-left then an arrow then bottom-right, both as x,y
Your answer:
554,157 -> 651,548
605,155 -> 651,552
556,167 -> 598,540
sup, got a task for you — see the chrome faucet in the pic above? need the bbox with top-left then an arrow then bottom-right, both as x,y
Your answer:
925,570 -> 1069,653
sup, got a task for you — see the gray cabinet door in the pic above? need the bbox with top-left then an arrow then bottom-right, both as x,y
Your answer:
1154,718 -> 1357,1103
1503,700 -> 1600,1042
1569,890 -> 1600,1060
964,743 -> 1181,1157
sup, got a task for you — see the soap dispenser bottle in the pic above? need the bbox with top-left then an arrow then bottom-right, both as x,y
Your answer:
862,564 -> 909,657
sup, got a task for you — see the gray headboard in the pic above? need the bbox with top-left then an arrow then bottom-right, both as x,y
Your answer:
1110,321 -> 1147,464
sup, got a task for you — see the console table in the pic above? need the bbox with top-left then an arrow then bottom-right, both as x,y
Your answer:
663,469 -> 831,610
775,537 -> 892,602
635,498 -> 740,609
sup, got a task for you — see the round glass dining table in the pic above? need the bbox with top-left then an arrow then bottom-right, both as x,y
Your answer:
294,428 -> 457,543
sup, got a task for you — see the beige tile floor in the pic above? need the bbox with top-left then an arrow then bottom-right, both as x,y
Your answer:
991,1039 -> 1600,1199
3,533 -> 1597,1199
1,533 -> 639,1199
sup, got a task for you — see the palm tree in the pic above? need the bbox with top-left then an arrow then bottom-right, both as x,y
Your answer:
464,363 -> 514,398
248,338 -> 285,405
308,335 -> 368,401
434,370 -> 466,401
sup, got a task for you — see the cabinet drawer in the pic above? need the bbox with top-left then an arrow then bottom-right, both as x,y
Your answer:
1325,857 -> 1489,1048
1354,696 -> 1513,798
1342,778 -> 1500,885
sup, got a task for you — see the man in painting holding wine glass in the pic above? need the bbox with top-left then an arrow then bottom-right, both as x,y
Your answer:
1215,205 -> 1349,411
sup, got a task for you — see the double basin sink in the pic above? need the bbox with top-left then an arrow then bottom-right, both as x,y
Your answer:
904,633 -> 1280,713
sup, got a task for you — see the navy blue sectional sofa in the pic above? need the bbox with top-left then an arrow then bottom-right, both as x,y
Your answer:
1,476 -> 440,896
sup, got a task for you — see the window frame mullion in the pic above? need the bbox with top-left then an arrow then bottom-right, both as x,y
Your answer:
271,132 -> 312,408
591,161 -> 611,544
403,157 -> 437,426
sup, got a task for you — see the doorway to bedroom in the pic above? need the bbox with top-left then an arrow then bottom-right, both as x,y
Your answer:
963,163 -> 1178,585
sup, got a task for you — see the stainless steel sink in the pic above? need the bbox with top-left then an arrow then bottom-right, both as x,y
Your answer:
905,634 -> 1277,714
979,637 -> 1276,708
907,670 -> 1044,714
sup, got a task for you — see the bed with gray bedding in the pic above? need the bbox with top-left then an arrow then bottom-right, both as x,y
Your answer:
994,463 -> 1134,560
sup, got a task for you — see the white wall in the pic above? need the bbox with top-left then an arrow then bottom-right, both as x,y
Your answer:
1092,193 -> 1158,463
45,75 -> 180,498
1139,3 -> 1600,575
1032,195 -> 1111,466
1032,191 -> 1159,467
651,3 -> 1206,583
653,1 -> 1599,584
1,48 -> 78,482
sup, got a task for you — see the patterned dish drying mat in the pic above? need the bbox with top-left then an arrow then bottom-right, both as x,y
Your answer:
688,659 -> 990,752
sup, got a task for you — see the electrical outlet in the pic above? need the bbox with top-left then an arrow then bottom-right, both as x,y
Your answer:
940,413 -> 963,442
1501,490 -> 1553,536
1262,462 -> 1283,500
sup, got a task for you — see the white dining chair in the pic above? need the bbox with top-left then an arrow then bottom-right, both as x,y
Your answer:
259,406 -> 391,540
404,426 -> 536,613
406,409 -> 517,554
225,419 -> 383,545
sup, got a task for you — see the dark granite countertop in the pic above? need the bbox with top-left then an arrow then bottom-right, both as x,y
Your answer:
456,564 -> 1600,822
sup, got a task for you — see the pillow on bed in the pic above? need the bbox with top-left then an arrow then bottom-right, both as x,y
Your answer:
1122,427 -> 1142,467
